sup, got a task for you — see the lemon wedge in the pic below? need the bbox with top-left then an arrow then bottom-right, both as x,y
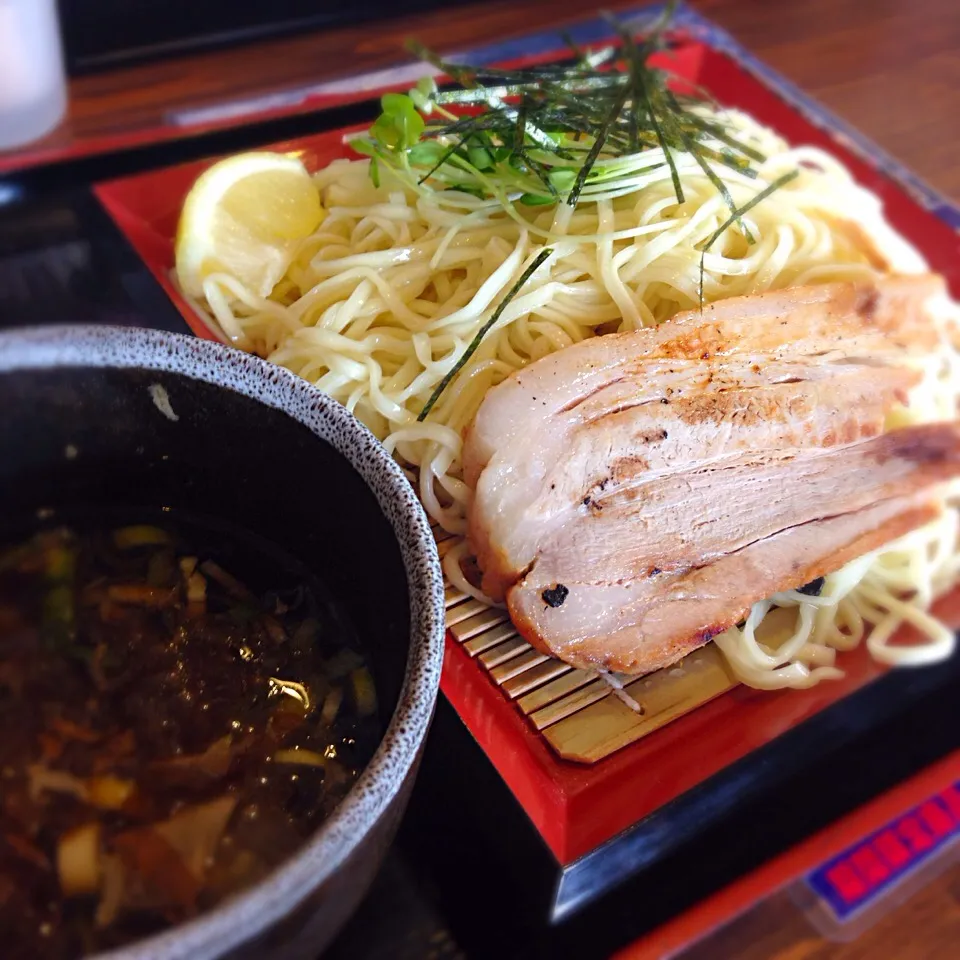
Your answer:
175,152 -> 324,302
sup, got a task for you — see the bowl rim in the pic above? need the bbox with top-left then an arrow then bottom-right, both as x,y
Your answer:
0,324 -> 446,959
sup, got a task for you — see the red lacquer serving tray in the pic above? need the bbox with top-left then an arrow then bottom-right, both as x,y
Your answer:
95,33 -> 960,868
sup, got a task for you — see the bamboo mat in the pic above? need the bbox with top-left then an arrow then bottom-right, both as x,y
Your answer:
438,530 -> 740,764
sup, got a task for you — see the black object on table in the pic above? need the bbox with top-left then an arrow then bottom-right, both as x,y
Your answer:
0,189 -> 185,333
59,0 -> 473,75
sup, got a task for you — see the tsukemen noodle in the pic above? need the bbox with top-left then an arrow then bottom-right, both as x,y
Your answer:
0,519 -> 379,959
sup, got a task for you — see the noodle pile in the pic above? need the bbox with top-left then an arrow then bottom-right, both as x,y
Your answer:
191,109 -> 960,689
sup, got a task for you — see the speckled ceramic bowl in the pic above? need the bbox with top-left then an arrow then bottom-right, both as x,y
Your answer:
0,325 -> 445,959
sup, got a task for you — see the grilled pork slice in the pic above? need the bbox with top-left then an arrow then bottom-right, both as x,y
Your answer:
505,422 -> 960,673
517,424 -> 957,585
509,496 -> 943,674
464,273 -> 945,487
471,359 -> 920,599
464,275 -> 957,675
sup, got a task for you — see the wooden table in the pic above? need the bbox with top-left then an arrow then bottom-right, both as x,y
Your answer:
3,2 -> 958,956
681,864 -> 960,960
3,0 -> 958,203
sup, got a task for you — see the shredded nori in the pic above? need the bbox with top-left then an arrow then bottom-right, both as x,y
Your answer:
417,248 -> 553,420
697,169 -> 800,306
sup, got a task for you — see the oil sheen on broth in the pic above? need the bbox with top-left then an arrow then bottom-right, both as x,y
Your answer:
0,518 -> 380,959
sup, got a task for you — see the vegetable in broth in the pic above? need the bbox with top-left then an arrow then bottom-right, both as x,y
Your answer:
0,520 -> 379,959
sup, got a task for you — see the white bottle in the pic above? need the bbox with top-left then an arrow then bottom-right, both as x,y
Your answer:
0,0 -> 67,151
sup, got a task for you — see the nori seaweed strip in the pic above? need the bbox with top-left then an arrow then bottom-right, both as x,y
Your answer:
675,123 -> 754,241
698,170 -> 799,305
436,85 -> 532,104
514,96 -> 529,153
683,113 -> 767,163
668,90 -> 754,237
418,249 -> 554,421
635,68 -> 685,204
603,9 -> 686,204
417,134 -> 479,185
567,83 -> 631,207
518,150 -> 560,198
561,30 -> 585,65
696,144 -> 757,177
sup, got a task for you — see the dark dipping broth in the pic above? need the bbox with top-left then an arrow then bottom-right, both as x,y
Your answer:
0,517 -> 380,959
